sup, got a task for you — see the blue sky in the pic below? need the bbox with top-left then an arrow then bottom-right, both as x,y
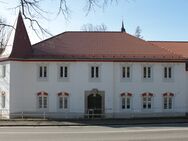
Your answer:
1,0 -> 188,44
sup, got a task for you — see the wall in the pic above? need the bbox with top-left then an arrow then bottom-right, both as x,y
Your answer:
9,61 -> 187,118
0,61 -> 10,118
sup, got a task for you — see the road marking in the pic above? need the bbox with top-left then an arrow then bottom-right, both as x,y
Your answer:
0,127 -> 188,134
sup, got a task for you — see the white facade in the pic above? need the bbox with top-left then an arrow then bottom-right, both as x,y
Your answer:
0,61 -> 187,118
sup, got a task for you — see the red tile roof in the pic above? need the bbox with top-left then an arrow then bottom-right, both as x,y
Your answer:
149,41 -> 188,58
0,13 -> 186,62
32,32 -> 184,61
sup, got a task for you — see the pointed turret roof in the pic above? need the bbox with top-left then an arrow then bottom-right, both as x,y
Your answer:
8,11 -> 32,59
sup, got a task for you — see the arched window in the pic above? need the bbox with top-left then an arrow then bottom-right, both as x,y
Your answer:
37,91 -> 48,109
57,92 -> 69,110
163,92 -> 174,110
142,92 -> 153,109
120,92 -> 132,110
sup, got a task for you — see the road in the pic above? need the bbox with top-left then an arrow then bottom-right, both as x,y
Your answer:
0,124 -> 188,141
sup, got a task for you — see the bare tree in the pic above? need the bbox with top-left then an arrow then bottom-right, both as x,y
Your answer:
0,18 -> 13,48
135,26 -> 143,39
81,23 -> 107,31
0,0 -> 122,39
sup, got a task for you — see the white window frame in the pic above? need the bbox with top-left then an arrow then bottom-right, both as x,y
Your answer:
37,64 -> 48,81
120,93 -> 132,111
0,91 -> 6,109
58,64 -> 69,81
120,65 -> 132,81
57,92 -> 69,111
142,65 -> 153,81
37,92 -> 48,110
141,93 -> 153,110
89,64 -> 101,82
0,65 -> 6,78
163,93 -> 174,110
163,65 -> 174,81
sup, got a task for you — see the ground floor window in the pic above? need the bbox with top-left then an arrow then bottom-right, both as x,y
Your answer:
163,92 -> 174,110
58,92 -> 69,110
121,92 -> 132,110
142,93 -> 153,109
0,91 -> 5,108
37,92 -> 48,109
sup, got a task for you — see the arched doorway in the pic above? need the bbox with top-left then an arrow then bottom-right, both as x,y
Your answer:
87,94 -> 102,115
85,89 -> 105,118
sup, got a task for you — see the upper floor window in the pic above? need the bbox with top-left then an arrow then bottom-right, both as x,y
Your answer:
121,66 -> 131,80
121,92 -> 132,110
163,92 -> 174,110
164,66 -> 173,80
58,65 -> 69,80
37,91 -> 48,109
38,65 -> 48,80
143,66 -> 152,80
142,93 -> 153,110
58,92 -> 69,110
90,65 -> 100,79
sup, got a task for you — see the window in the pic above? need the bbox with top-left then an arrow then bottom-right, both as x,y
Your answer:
58,92 -> 69,110
164,66 -> 172,79
0,65 -> 6,78
37,92 -> 48,109
90,65 -> 100,79
163,93 -> 174,110
121,66 -> 131,79
142,93 -> 153,109
58,65 -> 69,80
38,65 -> 48,80
0,91 -> 5,108
121,93 -> 132,110
143,66 -> 152,79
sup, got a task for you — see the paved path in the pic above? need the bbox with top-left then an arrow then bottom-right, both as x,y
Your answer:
0,125 -> 188,141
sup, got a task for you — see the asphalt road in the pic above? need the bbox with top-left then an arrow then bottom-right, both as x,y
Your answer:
0,124 -> 188,141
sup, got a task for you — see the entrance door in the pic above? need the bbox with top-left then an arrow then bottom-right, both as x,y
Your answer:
87,94 -> 102,117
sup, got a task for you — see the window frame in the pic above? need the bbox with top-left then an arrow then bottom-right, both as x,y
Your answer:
0,91 -> 6,109
37,92 -> 48,110
0,65 -> 6,78
37,64 -> 49,81
141,93 -> 154,110
57,64 -> 70,81
120,92 -> 132,111
142,65 -> 153,81
120,64 -> 132,81
57,92 -> 70,112
163,65 -> 174,82
163,92 -> 174,110
89,64 -> 101,82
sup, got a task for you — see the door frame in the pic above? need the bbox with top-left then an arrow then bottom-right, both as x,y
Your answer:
85,89 -> 105,116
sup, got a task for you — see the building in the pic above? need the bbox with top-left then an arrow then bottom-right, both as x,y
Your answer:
0,12 -> 188,119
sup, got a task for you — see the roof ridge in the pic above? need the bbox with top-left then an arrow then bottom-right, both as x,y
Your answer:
32,31 -> 128,46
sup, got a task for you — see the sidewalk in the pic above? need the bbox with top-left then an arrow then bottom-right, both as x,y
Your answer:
0,117 -> 188,126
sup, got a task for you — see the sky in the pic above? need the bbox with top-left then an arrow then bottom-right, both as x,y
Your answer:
1,0 -> 188,44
